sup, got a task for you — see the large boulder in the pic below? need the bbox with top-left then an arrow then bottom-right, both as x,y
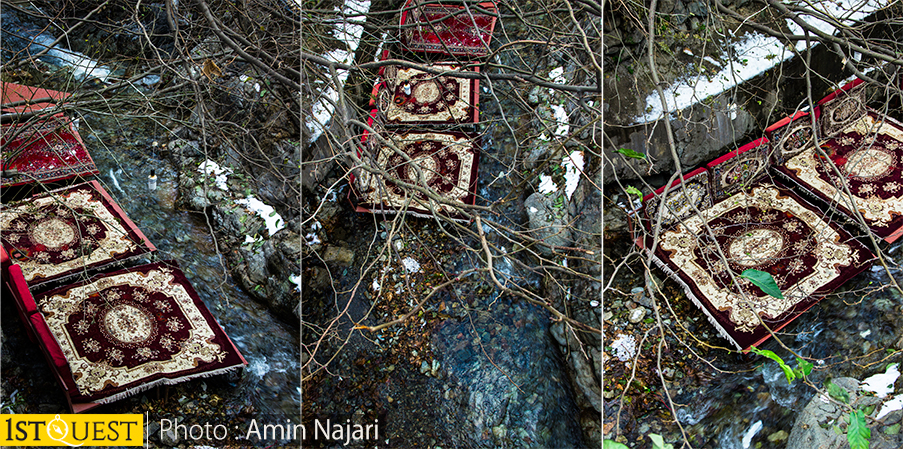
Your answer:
787,377 -> 903,449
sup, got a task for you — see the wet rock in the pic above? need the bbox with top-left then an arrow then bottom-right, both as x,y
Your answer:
323,245 -> 355,266
768,430 -> 788,443
787,377 -> 903,449
166,139 -> 203,165
687,1 -> 708,17
433,302 -> 585,448
524,192 -> 572,256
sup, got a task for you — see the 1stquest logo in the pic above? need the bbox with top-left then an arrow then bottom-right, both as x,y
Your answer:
0,414 -> 143,447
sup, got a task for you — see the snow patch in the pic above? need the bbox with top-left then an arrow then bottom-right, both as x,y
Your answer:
401,257 -> 421,273
611,334 -> 637,362
862,363 -> 900,398
538,175 -> 557,194
562,151 -> 584,200
236,196 -> 285,236
876,394 -> 903,420
741,421 -> 763,448
551,104 -> 569,136
306,0 -> 372,143
634,0 -> 884,124
198,160 -> 231,190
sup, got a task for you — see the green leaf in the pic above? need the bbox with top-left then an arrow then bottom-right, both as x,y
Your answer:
750,346 -> 796,384
795,357 -> 813,377
603,441 -> 630,449
847,410 -> 871,449
626,186 -> 643,197
827,380 -> 851,404
740,269 -> 784,299
615,148 -> 647,160
649,433 -> 674,449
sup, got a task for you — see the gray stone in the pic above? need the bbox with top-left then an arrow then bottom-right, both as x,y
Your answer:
787,377 -> 903,449
167,138 -> 203,162
524,192 -> 572,256
687,1 -> 708,17
635,294 -> 655,309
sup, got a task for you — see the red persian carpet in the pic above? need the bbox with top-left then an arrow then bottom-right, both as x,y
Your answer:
1,82 -> 72,114
399,1 -> 498,57
646,180 -> 874,349
32,261 -> 246,405
351,128 -> 480,221
771,109 -> 903,243
0,181 -> 155,288
1,114 -> 98,188
373,64 -> 479,125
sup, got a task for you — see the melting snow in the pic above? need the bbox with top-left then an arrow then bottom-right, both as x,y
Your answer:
551,104 -> 569,136
289,274 -> 302,292
198,160 -> 231,190
634,0 -> 884,124
741,421 -> 763,448
562,151 -> 584,200
876,394 -> 903,420
306,0 -> 372,142
402,257 -> 421,273
861,363 -> 900,398
538,175 -> 557,194
236,196 -> 285,236
611,334 -> 637,362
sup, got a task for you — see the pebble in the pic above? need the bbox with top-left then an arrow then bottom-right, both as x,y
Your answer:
631,287 -> 644,294
323,246 -> 355,265
628,307 -> 647,323
635,295 -> 655,309
662,368 -> 676,380
767,430 -> 788,443
603,311 -> 614,321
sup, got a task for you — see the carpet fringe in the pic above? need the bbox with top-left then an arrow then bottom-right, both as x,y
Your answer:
93,364 -> 245,405
646,250 -> 743,350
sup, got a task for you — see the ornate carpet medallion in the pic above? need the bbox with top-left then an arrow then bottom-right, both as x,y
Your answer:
374,64 -> 478,124
399,1 -> 498,56
777,112 -> 903,241
34,262 -> 245,404
351,130 -> 479,220
654,182 -> 873,349
0,181 -> 154,286
1,115 -> 98,188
